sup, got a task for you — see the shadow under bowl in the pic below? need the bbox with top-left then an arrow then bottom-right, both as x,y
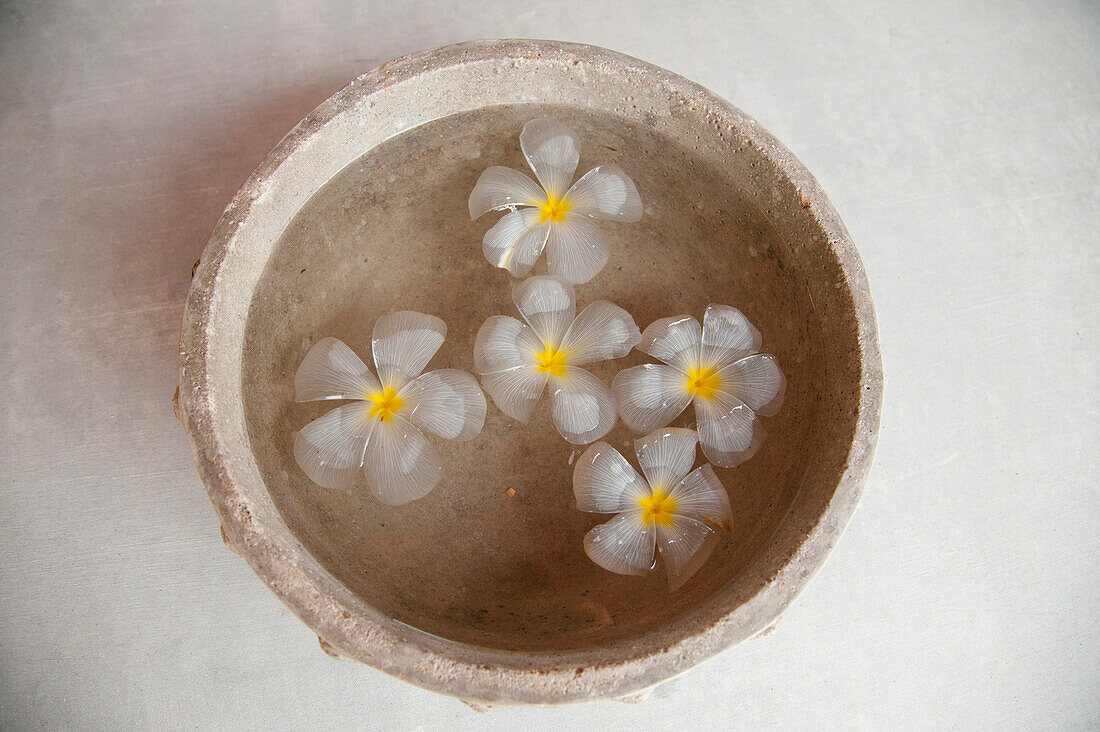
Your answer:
178,39 -> 883,706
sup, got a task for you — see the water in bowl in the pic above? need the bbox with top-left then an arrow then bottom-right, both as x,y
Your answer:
242,104 -> 822,652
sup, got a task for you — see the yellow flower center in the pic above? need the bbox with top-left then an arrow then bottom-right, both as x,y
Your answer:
538,193 -> 571,223
534,343 -> 569,376
639,488 -> 678,526
685,365 -> 722,401
367,385 -> 404,422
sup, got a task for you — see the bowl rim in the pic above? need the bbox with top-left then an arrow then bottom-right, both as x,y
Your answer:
178,38 -> 883,705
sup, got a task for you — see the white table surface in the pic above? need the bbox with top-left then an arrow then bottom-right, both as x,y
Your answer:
2,1 -> 1097,728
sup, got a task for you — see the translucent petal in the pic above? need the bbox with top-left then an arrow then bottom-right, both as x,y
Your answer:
638,315 -> 702,372
583,511 -> 656,576
667,528 -> 722,591
573,442 -> 650,514
564,164 -> 643,222
480,365 -> 548,423
549,367 -> 617,444
511,275 -> 576,346
468,166 -> 546,219
695,396 -> 764,468
400,369 -> 486,442
668,464 -> 734,531
293,402 -> 374,490
611,364 -> 693,434
371,311 -> 446,388
701,304 -> 762,367
633,427 -> 698,491
560,301 -> 641,366
700,423 -> 766,469
545,214 -> 609,285
717,354 -> 786,416
520,117 -> 581,198
656,515 -> 713,579
507,228 -> 551,279
483,207 -> 550,278
362,417 -> 442,505
473,315 -> 541,374
294,337 -> 380,402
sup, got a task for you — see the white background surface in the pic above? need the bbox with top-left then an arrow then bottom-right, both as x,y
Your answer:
2,1 -> 1097,728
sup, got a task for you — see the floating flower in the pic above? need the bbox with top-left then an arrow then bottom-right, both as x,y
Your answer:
573,428 -> 734,588
611,305 -> 784,468
468,118 -> 643,285
292,312 -> 486,505
474,275 -> 640,444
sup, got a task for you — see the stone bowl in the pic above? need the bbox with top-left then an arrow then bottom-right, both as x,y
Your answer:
177,39 -> 883,706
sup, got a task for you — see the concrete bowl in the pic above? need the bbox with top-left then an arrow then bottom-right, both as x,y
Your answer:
177,39 -> 883,706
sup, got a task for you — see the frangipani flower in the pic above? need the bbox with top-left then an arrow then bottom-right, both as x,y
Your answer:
468,118 -> 643,285
474,275 -> 640,445
574,428 -> 734,589
293,312 -> 486,505
612,305 -> 784,468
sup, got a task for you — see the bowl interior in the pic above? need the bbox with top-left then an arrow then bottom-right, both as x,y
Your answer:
241,103 -> 857,652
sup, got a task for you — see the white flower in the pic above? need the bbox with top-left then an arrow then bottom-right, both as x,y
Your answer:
468,118 -> 643,285
611,305 -> 785,468
292,312 -> 486,505
573,428 -> 734,589
474,275 -> 640,444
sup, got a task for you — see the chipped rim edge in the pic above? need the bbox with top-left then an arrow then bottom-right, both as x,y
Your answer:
178,39 -> 883,705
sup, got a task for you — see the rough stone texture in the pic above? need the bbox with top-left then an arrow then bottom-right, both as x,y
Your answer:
178,39 -> 882,705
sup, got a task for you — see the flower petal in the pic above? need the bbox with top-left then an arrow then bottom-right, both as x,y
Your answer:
550,367 -> 617,444
483,207 -> 550,278
293,402 -> 375,490
400,369 -> 486,442
667,530 -> 723,591
668,464 -> 734,531
362,417 -> 442,505
717,354 -> 786,416
511,275 -> 575,346
473,315 -> 541,374
638,315 -> 702,372
560,301 -> 641,365
573,442 -> 650,514
611,364 -> 693,434
468,166 -> 546,220
695,396 -> 765,468
583,511 -> 656,576
633,427 -> 698,491
545,214 -> 610,284
565,164 -> 643,222
656,515 -> 713,579
520,117 -> 581,198
372,311 -> 446,388
480,365 -> 548,423
294,337 -> 380,402
701,304 -> 762,367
